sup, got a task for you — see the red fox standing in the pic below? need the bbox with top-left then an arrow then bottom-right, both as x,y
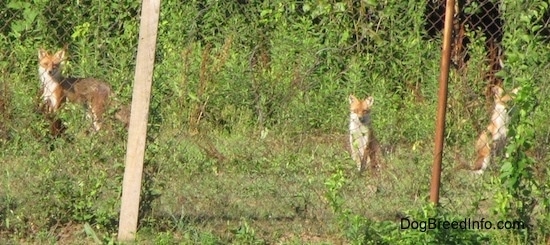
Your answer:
469,85 -> 519,174
38,47 -> 112,132
348,94 -> 380,172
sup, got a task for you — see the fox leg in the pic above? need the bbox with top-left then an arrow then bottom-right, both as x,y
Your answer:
88,93 -> 109,131
366,151 -> 377,172
360,147 -> 370,172
90,109 -> 102,131
350,135 -> 360,171
359,141 -> 369,172
92,118 -> 102,131
351,147 -> 363,171
355,150 -> 366,172
360,156 -> 368,172
42,97 -> 58,114
84,104 -> 101,131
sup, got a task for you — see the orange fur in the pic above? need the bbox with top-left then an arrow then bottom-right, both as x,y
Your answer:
38,47 -> 111,131
472,130 -> 491,174
467,85 -> 518,174
348,94 -> 380,172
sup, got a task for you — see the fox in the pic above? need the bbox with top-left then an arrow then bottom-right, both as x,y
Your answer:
471,130 -> 492,174
38,47 -> 112,132
456,85 -> 519,174
348,94 -> 381,172
489,85 -> 518,154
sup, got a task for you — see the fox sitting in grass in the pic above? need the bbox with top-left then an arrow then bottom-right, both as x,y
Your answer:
459,85 -> 518,174
38,47 -> 112,132
348,94 -> 381,172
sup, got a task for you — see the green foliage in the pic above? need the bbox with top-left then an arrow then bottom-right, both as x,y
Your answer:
325,170 -> 494,244
32,143 -> 122,230
232,220 -> 265,245
1,0 -> 550,243
493,0 -> 550,243
325,170 -> 371,243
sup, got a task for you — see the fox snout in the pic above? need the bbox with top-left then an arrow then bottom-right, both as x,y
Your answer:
48,64 -> 60,75
358,114 -> 370,123
351,111 -> 369,123
40,67 -> 59,77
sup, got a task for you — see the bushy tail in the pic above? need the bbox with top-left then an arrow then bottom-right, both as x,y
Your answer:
472,131 -> 491,174
108,96 -> 131,128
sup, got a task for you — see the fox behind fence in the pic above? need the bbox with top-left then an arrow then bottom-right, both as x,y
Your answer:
37,47 -> 129,134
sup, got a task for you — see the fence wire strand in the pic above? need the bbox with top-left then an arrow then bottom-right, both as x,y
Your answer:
1,0 -> 550,242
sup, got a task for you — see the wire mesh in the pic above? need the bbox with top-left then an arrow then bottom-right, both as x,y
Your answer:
1,0 -> 550,242
424,0 -> 531,173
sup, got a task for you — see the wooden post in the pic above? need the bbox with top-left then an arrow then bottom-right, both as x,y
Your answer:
117,0 -> 161,241
430,0 -> 454,205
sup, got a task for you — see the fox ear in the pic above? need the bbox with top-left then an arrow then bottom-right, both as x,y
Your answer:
38,48 -> 48,59
365,96 -> 374,106
349,94 -> 358,104
53,49 -> 66,60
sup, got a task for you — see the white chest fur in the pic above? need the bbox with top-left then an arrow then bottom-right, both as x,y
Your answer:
39,66 -> 61,110
349,115 -> 370,157
491,103 -> 509,141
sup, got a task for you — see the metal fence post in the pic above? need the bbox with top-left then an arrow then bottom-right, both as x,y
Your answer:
430,0 -> 455,205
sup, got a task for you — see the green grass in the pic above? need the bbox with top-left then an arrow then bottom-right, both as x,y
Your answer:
1,118 -> 547,244
1,0 -> 550,244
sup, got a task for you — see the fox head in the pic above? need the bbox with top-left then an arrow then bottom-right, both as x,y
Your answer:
38,48 -> 66,78
492,85 -> 519,104
349,94 -> 374,124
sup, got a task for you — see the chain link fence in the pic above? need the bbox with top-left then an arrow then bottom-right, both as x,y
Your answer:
1,1 -> 140,138
425,0 -> 549,172
1,0 -> 550,242
426,0 -> 504,95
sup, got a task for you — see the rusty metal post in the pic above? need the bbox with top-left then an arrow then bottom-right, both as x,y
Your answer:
430,0 -> 455,205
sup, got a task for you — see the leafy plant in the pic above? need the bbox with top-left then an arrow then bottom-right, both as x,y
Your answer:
1,0 -> 550,243
493,0 -> 547,243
